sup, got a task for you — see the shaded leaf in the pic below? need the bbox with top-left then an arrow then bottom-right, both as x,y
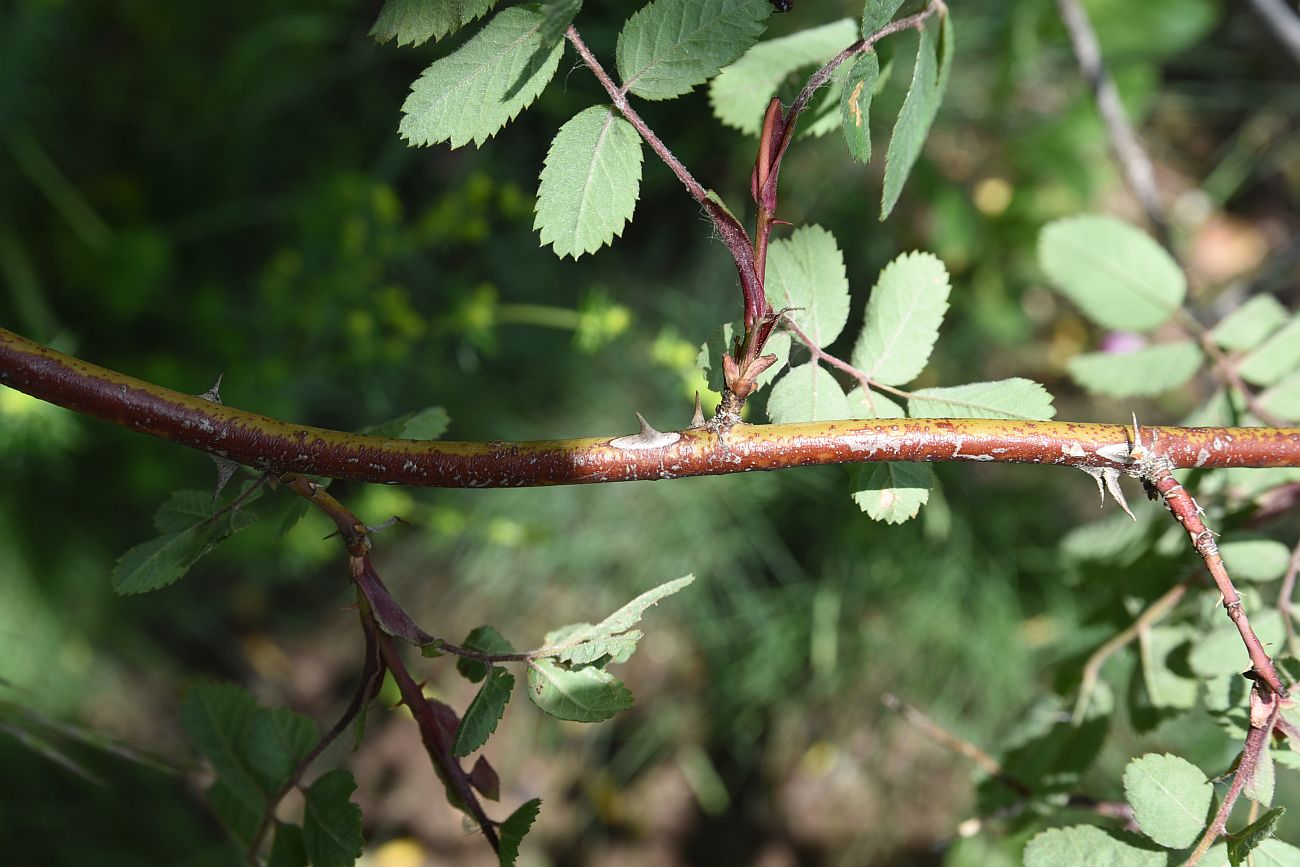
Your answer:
1189,611 -> 1286,678
709,19 -> 857,134
1123,753 -> 1212,848
1228,807 -> 1287,867
526,659 -> 634,722
617,0 -> 771,101
1259,372 -> 1300,422
908,378 -> 1056,420
456,626 -> 516,683
498,798 -> 542,867
1039,215 -> 1185,331
535,106 -> 644,259
452,667 -> 514,757
767,363 -> 850,423
764,225 -> 850,349
851,462 -> 931,524
851,250 -> 950,385
840,51 -> 880,162
303,769 -> 363,867
1067,341 -> 1203,398
468,755 -> 500,801
400,7 -> 564,148
881,10 -> 953,219
268,823 -> 308,867
539,0 -> 583,45
366,407 -> 450,440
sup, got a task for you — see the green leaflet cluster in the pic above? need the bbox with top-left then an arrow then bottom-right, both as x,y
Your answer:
698,227 -> 1056,524
181,684 -> 363,867
1039,214 -> 1300,410
1023,753 -> 1298,866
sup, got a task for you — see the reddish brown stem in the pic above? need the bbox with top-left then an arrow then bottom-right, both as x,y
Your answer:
1150,469 -> 1286,696
5,328 -> 1300,487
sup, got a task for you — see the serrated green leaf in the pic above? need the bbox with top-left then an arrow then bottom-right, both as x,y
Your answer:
1067,341 -> 1203,398
1023,826 -> 1166,867
1220,538 -> 1292,583
840,51 -> 879,162
767,363 -> 850,422
268,822 -> 308,867
400,7 -> 564,149
908,378 -> 1056,420
765,225 -> 849,348
453,667 -> 514,757
534,106 -> 643,259
1038,215 -> 1186,331
698,321 -> 789,394
1240,315 -> 1300,387
709,19 -> 857,134
1061,507 -> 1159,567
1190,611 -> 1286,678
1247,746 -> 1276,808
181,684 -> 264,802
800,67 -> 847,139
456,626 -> 515,684
1213,295 -> 1289,352
881,11 -> 953,219
113,506 -> 258,595
498,798 -> 542,867
526,658 -> 634,722
1276,751 -> 1300,771
1123,753 -> 1212,848
366,406 -> 450,440
544,575 -> 694,665
369,0 -> 499,46
303,769 -> 363,867
851,250 -> 950,385
846,387 -> 904,419
1219,838 -> 1300,867
209,779 -> 263,845
153,490 -> 219,533
617,0 -> 770,101
1259,371 -> 1300,422
245,708 -> 318,796
539,0 -> 583,45
862,0 -> 906,36
1228,807 -> 1287,867
850,461 -> 931,523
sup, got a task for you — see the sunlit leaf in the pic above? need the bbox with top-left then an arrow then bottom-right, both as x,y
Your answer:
1123,753 -> 1212,848
1023,825 -> 1165,867
764,225 -> 850,349
114,506 -> 258,595
709,19 -> 857,134
1212,294 -> 1289,352
400,7 -> 564,148
1239,315 -> 1300,387
851,250 -> 950,385
908,379 -> 1056,420
1039,215 -> 1185,331
617,0 -> 770,101
1067,341 -> 1202,398
369,0 -> 499,46
535,106 -> 643,259
767,363 -> 850,422
526,658 -> 633,722
1228,808 -> 1287,867
851,462 -> 931,523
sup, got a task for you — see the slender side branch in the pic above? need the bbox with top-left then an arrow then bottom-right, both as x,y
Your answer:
1148,468 -> 1286,696
1183,685 -> 1282,866
5,328 -> 1300,488
1055,0 -> 1167,244
1072,580 -> 1190,724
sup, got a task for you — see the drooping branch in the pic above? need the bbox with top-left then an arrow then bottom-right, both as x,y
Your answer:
5,328 -> 1300,489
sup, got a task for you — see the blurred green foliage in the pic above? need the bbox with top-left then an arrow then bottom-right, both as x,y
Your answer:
2,0 -> 1299,864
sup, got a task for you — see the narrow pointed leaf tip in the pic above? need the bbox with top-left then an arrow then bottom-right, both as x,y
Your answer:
881,9 -> 954,219
400,7 -> 564,149
535,106 -> 644,259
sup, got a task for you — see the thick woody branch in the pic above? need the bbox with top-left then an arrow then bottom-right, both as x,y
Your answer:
4,328 -> 1300,488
